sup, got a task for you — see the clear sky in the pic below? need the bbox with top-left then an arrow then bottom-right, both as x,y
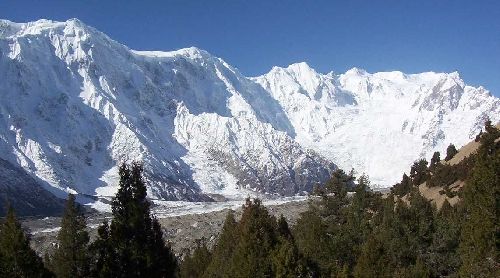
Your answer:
1,0 -> 499,96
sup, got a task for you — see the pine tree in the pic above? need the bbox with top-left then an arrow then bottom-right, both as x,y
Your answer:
459,124 -> 499,277
49,194 -> 90,278
341,175 -> 376,269
204,210 -> 238,277
293,207 -> 329,275
405,188 -> 435,258
89,222 -> 116,277
149,217 -> 178,277
393,258 -> 430,278
91,163 -> 177,277
430,151 -> 440,169
179,239 -> 211,278
409,159 -> 429,185
295,171 -> 363,276
391,173 -> 412,196
353,197 -> 395,278
0,206 -> 52,277
354,190 -> 435,277
272,215 -> 309,277
228,198 -> 277,277
445,144 -> 458,161
427,199 -> 462,276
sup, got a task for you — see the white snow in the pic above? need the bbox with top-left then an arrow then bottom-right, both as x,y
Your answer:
151,196 -> 308,218
0,19 -> 498,209
253,64 -> 500,186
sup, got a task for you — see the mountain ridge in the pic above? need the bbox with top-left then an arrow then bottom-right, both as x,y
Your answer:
0,19 -> 498,207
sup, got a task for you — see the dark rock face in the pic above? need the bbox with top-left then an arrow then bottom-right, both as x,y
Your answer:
208,147 -> 336,196
0,158 -> 65,217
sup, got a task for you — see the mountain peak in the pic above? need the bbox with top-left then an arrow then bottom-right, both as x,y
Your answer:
287,61 -> 313,70
174,46 -> 214,59
0,18 -> 96,39
133,46 -> 218,64
345,67 -> 368,76
285,62 -> 320,76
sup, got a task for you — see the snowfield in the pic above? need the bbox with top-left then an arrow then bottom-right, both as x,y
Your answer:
0,19 -> 498,208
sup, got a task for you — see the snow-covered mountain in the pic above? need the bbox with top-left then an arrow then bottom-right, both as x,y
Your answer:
0,19 -> 335,202
254,63 -> 499,186
0,19 -> 498,204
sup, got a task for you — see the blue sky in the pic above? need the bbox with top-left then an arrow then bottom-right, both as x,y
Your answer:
1,0 -> 499,96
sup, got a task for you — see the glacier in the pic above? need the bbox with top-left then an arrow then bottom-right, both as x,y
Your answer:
0,19 -> 498,205
253,63 -> 500,186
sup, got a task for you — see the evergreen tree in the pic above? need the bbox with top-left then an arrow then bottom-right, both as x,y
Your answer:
89,222 -> 116,277
179,240 -> 211,278
150,217 -> 178,277
403,189 -> 435,260
459,124 -> 499,277
293,205 -> 329,275
48,194 -> 90,278
354,190 -> 435,277
430,151 -> 440,169
272,215 -> 309,277
228,198 -> 278,277
409,159 -> 428,185
91,163 -> 177,277
296,172 -> 379,277
391,173 -> 412,196
427,199 -> 462,277
445,144 -> 458,161
0,206 -> 52,277
206,203 -> 310,277
204,210 -> 238,277
341,175 -> 377,268
353,197 -> 395,278
393,258 -> 430,278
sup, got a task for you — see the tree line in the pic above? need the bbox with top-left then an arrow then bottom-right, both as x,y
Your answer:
0,122 -> 498,277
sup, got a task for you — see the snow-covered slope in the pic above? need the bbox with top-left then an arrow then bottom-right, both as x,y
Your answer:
0,19 -> 334,202
254,63 -> 500,186
0,19 -> 498,204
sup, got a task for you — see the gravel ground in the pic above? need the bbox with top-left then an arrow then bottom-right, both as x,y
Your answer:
23,199 -> 311,256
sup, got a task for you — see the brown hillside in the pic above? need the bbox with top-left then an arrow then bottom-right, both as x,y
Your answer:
406,122 -> 499,209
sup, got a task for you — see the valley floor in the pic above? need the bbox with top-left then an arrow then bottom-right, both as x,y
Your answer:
23,198 -> 310,256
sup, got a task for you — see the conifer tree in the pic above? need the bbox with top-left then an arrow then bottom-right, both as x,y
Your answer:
342,175 -> 376,267
391,173 -> 412,196
445,144 -> 458,161
91,163 -> 177,277
293,205 -> 329,275
272,215 -> 309,277
354,190 -> 435,277
0,206 -> 52,277
353,197 -> 395,278
89,221 -> 116,277
179,240 -> 211,278
228,198 -> 277,277
405,188 -> 435,256
276,214 -> 292,240
204,210 -> 238,277
296,172 -> 373,276
393,258 -> 430,278
427,199 -> 461,276
409,159 -> 428,185
430,151 -> 440,169
459,124 -> 499,277
49,194 -> 89,278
